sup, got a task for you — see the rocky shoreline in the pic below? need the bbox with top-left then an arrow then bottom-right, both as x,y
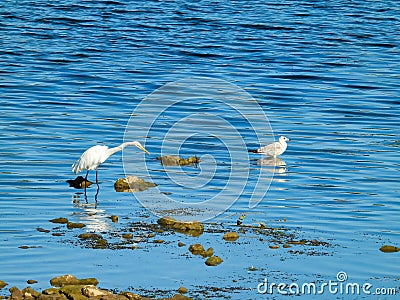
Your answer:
0,275 -> 191,300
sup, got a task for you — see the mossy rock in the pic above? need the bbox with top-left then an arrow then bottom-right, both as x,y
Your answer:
9,286 -> 23,300
157,155 -> 200,166
50,275 -> 98,287
114,176 -> 157,192
59,285 -> 87,300
205,256 -> 223,266
22,287 -> 41,298
157,217 -> 204,237
188,244 -> 205,255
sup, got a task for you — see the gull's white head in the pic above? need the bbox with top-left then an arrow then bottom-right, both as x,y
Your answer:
279,136 -> 290,143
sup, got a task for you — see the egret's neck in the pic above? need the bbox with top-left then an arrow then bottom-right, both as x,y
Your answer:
105,142 -> 136,157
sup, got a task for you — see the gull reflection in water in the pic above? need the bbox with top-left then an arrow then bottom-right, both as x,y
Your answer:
257,157 -> 287,182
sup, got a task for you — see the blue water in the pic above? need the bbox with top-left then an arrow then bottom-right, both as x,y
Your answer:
1,0 -> 399,298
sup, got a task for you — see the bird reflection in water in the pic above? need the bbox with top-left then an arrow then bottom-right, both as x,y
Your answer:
257,157 -> 287,182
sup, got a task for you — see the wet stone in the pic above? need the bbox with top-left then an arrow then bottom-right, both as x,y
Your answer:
119,291 -> 143,300
0,280 -> 7,289
122,233 -> 133,239
205,256 -> 223,267
9,286 -> 23,300
22,287 -> 40,299
177,287 -> 187,294
81,285 -> 110,297
380,245 -> 400,253
50,275 -> 98,287
222,232 -> 239,242
59,285 -> 87,300
38,294 -> 67,300
157,217 -> 204,237
157,155 -> 200,166
49,218 -> 69,224
27,279 -> 38,284
114,176 -> 157,193
67,222 -> 86,230
188,244 -> 205,255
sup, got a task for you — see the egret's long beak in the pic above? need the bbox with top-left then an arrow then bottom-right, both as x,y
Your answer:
137,144 -> 150,155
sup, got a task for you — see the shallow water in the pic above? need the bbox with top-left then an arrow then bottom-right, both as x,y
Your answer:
1,0 -> 400,298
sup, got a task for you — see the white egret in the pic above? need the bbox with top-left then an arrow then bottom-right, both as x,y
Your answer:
72,141 -> 150,188
249,136 -> 290,157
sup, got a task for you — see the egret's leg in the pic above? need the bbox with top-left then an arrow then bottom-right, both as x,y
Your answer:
84,170 -> 89,196
95,169 -> 99,185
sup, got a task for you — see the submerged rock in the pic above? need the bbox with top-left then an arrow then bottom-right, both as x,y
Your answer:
157,155 -> 200,166
114,176 -> 157,192
66,176 -> 93,189
157,217 -> 204,237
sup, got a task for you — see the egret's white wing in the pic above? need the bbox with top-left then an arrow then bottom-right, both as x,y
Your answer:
72,145 -> 109,174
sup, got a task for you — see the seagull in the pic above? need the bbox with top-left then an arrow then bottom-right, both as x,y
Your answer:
248,136 -> 290,157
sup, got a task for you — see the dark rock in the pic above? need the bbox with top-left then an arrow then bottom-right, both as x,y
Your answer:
66,222 -> 85,229
67,176 -> 93,189
27,280 -> 38,285
49,218 -> 69,224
